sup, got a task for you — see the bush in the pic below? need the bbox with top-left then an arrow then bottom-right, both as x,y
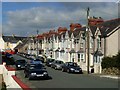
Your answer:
101,52 -> 120,69
101,57 -> 113,69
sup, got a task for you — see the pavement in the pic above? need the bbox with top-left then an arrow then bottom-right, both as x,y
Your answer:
82,71 -> 119,80
99,75 -> 120,79
90,73 -> 120,80
0,74 -> 3,90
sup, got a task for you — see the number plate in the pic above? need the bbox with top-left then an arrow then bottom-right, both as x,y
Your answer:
75,70 -> 79,72
37,74 -> 44,77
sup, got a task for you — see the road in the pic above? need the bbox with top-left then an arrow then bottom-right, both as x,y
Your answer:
12,54 -> 119,89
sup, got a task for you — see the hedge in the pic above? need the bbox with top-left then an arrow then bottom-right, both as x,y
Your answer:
101,51 -> 120,69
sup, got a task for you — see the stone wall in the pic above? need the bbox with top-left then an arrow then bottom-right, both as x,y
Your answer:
102,67 -> 119,75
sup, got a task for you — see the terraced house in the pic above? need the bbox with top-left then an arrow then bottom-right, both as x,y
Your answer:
15,17 -> 120,73
0,34 -> 27,52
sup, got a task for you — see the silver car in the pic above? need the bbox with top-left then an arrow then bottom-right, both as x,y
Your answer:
51,60 -> 64,70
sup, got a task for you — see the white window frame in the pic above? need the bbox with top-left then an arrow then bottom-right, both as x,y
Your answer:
80,53 -> 84,61
78,53 -> 80,62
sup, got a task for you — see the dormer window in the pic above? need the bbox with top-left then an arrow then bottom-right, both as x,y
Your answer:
80,43 -> 83,48
97,36 -> 101,49
90,36 -> 93,48
80,38 -> 84,48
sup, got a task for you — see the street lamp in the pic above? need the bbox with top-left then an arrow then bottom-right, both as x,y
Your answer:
86,7 -> 90,74
36,30 -> 39,57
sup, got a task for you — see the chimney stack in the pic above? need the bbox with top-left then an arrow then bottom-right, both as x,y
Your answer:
70,23 -> 82,32
88,16 -> 104,26
58,27 -> 67,34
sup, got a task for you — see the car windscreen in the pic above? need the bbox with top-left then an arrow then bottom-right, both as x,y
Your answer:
16,60 -> 26,64
29,64 -> 44,69
57,61 -> 63,64
48,59 -> 54,62
69,63 -> 78,67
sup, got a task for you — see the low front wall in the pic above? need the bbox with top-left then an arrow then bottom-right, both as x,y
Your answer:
2,65 -> 21,89
94,63 -> 102,73
0,65 -> 3,74
1,64 -> 31,90
78,62 -> 102,73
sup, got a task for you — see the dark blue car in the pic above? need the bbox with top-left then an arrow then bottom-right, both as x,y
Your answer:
15,59 -> 27,70
24,60 -> 48,80
61,62 -> 82,74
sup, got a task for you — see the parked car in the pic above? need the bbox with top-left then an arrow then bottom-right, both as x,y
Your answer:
5,52 -> 12,58
24,60 -> 48,80
36,56 -> 45,63
15,59 -> 27,70
61,62 -> 82,74
51,60 -> 64,70
26,54 -> 36,60
34,58 -> 43,64
45,58 -> 55,67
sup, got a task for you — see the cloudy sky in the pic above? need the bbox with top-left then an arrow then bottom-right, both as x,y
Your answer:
2,1 -> 119,36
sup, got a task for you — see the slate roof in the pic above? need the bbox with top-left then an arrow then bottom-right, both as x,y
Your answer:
89,26 -> 97,36
98,18 -> 120,37
73,27 -> 86,38
2,36 -> 27,43
93,50 -> 103,56
68,31 -> 72,38
69,48 -> 76,53
14,38 -> 29,49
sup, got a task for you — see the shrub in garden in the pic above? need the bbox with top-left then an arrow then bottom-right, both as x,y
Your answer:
101,51 -> 120,74
101,57 -> 114,69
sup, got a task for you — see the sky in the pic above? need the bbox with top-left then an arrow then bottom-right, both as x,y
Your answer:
1,1 -> 119,36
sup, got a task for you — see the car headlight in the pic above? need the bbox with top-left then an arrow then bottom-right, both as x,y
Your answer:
31,73 -> 36,75
18,65 -> 21,67
70,68 -> 75,71
43,72 -> 48,75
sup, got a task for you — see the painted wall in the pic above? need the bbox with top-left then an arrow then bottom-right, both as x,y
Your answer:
10,43 -> 17,50
106,30 -> 119,56
0,36 -> 5,51
2,66 -> 22,89
0,65 -> 3,74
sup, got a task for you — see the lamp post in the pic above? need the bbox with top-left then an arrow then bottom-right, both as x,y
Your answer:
86,7 -> 90,74
36,30 -> 39,57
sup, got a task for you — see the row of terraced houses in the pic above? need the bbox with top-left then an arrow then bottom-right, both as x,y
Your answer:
1,17 -> 120,73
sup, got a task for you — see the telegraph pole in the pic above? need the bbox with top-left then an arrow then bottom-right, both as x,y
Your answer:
37,30 -> 39,57
87,7 -> 90,74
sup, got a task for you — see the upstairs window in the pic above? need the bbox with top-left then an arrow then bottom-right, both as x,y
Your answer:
97,37 -> 102,49
90,37 -> 93,48
80,38 -> 84,48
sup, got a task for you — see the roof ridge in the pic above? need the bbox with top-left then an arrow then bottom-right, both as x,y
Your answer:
104,18 -> 120,22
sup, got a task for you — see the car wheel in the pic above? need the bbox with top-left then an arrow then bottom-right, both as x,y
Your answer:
67,69 -> 70,73
24,74 -> 27,78
28,75 -> 32,80
55,67 -> 57,70
29,77 -> 31,80
62,68 -> 64,72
